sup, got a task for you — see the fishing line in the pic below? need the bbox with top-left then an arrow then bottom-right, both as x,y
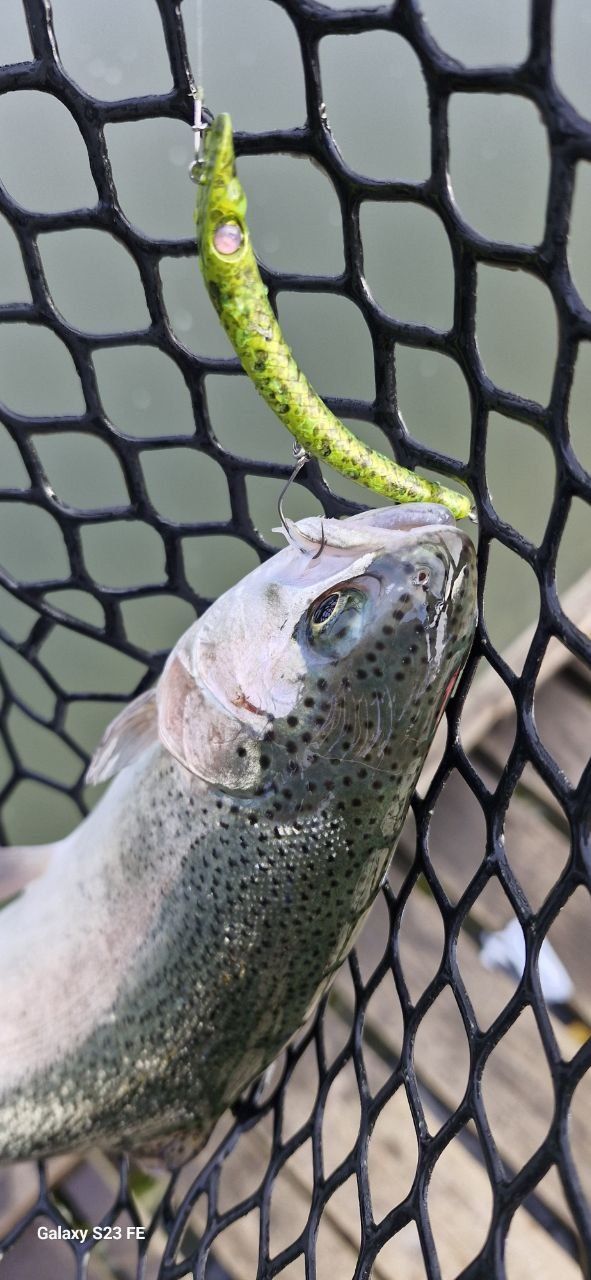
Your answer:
189,0 -> 208,177
195,0 -> 204,98
187,0 -> 204,97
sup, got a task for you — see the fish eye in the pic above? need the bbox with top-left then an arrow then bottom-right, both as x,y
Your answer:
213,221 -> 244,255
310,592 -> 341,629
413,567 -> 431,588
301,582 -> 371,656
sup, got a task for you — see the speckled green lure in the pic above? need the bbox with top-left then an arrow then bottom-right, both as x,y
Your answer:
194,113 -> 473,522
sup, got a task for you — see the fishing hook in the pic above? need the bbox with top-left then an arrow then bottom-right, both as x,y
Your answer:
277,444 -> 327,559
276,444 -> 326,560
277,444 -> 310,555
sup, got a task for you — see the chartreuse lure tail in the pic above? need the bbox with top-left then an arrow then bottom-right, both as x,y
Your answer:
194,113 -> 472,521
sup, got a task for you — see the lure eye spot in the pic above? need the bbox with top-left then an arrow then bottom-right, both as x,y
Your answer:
213,222 -> 243,255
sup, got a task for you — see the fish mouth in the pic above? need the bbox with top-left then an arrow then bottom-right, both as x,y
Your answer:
344,503 -> 456,534
278,502 -> 462,559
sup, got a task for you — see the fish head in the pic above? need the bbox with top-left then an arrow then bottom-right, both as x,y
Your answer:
159,504 -> 476,800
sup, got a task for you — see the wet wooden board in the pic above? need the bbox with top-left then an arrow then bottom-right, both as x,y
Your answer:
59,1152 -> 164,1280
150,991 -> 584,1280
417,569 -> 591,797
531,665 -> 591,792
0,1223 -> 78,1280
570,657 -> 591,690
0,1151 -> 167,1280
348,880 -> 591,1231
400,654 -> 591,1028
0,1155 -> 79,1237
0,1155 -> 82,1280
483,670 -> 591,813
399,758 -> 591,1027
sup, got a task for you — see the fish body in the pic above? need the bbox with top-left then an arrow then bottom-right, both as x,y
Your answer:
0,505 -> 476,1165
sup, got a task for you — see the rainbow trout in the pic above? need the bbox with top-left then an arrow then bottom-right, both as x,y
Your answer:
0,504 -> 476,1166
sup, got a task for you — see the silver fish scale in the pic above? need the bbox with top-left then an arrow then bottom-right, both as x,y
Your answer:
0,750 -> 387,1162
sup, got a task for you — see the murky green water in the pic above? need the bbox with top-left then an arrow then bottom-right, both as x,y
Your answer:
0,0 -> 590,841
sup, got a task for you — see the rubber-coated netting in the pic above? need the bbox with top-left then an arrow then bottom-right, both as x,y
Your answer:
1,1 -> 591,1277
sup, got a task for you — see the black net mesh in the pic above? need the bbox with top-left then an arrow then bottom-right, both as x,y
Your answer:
1,0 -> 591,1276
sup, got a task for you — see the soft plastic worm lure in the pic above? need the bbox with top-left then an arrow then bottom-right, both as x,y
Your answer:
194,113 -> 473,521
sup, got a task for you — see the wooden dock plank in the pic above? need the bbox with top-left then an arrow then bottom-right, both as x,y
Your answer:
0,1220 -> 78,1279
418,568 -> 591,798
503,1206 -> 583,1280
569,658 -> 591,691
424,1122 -> 583,1280
349,879 -> 591,1226
400,756 -> 591,1028
0,1151 -> 164,1280
412,763 -> 569,919
190,1014 -> 583,1280
482,667 -> 591,822
159,953 -> 585,1280
0,1154 -> 80,1237
60,1152 -> 164,1280
533,674 -> 591,789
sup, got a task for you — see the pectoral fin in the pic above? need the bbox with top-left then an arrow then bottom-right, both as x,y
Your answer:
86,688 -> 158,784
